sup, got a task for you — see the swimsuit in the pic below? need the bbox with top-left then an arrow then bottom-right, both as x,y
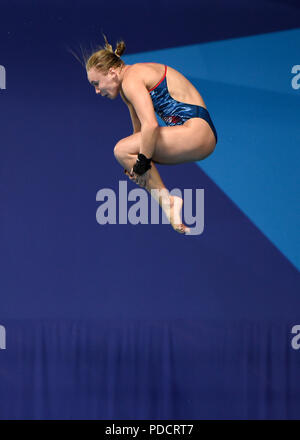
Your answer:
149,65 -> 218,144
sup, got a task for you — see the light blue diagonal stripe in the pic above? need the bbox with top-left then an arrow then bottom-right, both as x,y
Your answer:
123,28 -> 300,270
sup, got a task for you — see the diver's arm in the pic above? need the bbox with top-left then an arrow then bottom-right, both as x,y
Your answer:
122,68 -> 159,159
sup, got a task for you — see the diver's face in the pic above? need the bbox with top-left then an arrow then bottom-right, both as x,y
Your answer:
87,67 -> 119,99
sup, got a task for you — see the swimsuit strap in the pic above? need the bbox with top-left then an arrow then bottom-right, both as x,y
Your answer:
149,65 -> 167,92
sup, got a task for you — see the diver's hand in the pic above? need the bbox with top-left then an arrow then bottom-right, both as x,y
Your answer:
125,168 -> 149,188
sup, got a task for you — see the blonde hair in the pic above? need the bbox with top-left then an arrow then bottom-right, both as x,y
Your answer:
67,33 -> 126,75
85,33 -> 126,75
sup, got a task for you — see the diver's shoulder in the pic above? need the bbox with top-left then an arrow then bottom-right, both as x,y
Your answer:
123,63 -> 166,88
124,62 -> 165,76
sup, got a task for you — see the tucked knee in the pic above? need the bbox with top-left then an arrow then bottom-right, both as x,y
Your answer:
114,139 -> 139,165
113,141 -> 126,162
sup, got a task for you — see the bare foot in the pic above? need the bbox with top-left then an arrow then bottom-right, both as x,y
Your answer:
162,195 -> 190,235
124,171 -> 190,234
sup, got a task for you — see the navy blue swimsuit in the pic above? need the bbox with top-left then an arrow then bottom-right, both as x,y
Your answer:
149,65 -> 218,144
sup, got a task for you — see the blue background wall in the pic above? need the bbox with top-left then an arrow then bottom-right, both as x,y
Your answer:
0,0 -> 300,419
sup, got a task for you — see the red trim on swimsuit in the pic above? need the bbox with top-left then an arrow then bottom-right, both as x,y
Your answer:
148,65 -> 167,92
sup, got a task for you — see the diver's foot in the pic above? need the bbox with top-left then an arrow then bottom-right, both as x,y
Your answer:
164,195 -> 190,235
173,223 -> 190,234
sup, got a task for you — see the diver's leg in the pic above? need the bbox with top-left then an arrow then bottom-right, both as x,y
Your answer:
113,120 -> 216,234
114,150 -> 188,234
115,119 -> 216,166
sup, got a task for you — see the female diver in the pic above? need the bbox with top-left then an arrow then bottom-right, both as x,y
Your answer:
85,35 -> 218,234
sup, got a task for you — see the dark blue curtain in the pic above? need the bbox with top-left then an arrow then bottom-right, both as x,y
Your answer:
1,319 -> 300,419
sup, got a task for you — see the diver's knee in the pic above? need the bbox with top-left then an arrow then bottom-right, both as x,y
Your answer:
113,140 -> 126,161
114,139 -> 139,164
